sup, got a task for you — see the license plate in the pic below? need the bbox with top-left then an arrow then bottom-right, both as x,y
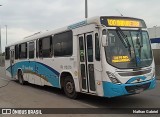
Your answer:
135,88 -> 144,93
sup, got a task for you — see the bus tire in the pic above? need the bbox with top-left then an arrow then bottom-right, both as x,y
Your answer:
64,76 -> 77,99
18,71 -> 25,85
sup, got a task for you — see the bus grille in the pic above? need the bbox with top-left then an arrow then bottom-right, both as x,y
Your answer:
125,82 -> 151,93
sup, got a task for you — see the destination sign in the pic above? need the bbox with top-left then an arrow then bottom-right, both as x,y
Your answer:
112,56 -> 130,63
107,19 -> 140,27
100,16 -> 147,28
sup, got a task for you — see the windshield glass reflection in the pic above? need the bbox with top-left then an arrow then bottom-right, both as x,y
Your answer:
105,30 -> 152,69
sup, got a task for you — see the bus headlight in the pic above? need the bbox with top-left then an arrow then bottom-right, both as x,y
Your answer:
106,71 -> 121,84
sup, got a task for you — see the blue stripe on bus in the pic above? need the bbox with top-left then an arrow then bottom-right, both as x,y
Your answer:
37,62 -> 59,76
103,77 -> 156,98
6,61 -> 60,88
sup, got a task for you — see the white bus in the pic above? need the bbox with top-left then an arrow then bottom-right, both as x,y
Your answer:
5,16 -> 156,98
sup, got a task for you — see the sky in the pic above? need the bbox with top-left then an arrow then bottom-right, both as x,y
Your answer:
0,0 -> 160,52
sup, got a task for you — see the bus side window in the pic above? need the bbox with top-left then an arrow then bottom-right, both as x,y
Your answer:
5,47 -> 10,60
95,33 -> 100,61
19,43 -> 27,59
53,30 -> 73,57
29,42 -> 34,59
19,45 -> 21,58
15,45 -> 19,59
39,39 -> 42,57
36,39 -> 39,58
39,36 -> 52,58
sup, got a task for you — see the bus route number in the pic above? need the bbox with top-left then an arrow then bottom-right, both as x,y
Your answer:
60,65 -> 72,70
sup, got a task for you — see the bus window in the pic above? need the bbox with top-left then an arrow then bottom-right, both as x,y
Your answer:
15,45 -> 19,59
95,33 -> 100,61
53,31 -> 73,57
79,36 -> 85,62
39,37 -> 52,58
19,43 -> 27,59
5,47 -> 10,60
87,35 -> 93,62
29,42 -> 34,59
36,40 -> 39,58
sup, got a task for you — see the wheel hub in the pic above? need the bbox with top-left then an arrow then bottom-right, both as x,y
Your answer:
66,82 -> 73,93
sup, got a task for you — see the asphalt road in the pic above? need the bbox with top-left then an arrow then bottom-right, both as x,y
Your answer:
0,67 -> 159,117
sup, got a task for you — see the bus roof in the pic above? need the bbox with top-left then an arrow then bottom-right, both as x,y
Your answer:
6,16 -> 146,47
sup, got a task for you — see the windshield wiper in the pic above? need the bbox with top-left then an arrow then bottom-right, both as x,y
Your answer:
116,27 -> 132,56
136,29 -> 143,57
139,28 -> 143,47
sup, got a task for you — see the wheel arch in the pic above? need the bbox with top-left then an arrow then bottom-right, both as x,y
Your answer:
59,71 -> 80,92
60,71 -> 73,89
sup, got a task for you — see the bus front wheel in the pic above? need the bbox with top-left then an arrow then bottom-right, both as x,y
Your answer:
64,76 -> 77,99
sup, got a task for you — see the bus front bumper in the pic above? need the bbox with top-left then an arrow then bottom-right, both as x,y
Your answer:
102,77 -> 156,98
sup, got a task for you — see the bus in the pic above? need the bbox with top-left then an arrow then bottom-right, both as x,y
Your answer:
5,16 -> 156,99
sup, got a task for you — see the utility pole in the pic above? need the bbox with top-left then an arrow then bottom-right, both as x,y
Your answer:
0,26 -> 1,54
85,0 -> 88,18
5,25 -> 7,45
0,5 -> 2,54
154,26 -> 157,38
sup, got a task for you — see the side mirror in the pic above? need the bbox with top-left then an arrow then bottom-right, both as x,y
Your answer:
102,35 -> 108,47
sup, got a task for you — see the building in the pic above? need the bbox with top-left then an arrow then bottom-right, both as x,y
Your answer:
148,26 -> 160,78
148,26 -> 160,49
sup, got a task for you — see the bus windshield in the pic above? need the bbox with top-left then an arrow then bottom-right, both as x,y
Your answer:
105,29 -> 153,69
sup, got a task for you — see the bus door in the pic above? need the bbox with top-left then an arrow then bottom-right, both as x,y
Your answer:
10,49 -> 15,78
78,32 -> 96,93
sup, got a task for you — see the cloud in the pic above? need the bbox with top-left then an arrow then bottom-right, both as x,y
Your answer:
0,0 -> 159,52
1,28 -> 33,51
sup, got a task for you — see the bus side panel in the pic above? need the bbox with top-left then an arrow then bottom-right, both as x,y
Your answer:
6,60 -> 60,87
